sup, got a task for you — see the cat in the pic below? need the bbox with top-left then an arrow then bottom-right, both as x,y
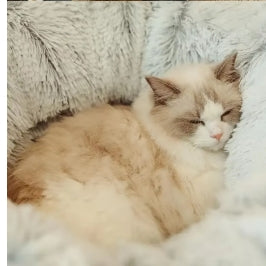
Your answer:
8,53 -> 242,248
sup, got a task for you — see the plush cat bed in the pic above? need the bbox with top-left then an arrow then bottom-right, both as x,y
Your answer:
7,1 -> 150,165
7,2 -> 266,266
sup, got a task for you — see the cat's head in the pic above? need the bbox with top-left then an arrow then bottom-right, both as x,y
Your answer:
146,53 -> 242,151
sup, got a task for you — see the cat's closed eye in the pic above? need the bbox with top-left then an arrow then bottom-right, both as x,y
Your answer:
221,109 -> 232,121
189,120 -> 205,126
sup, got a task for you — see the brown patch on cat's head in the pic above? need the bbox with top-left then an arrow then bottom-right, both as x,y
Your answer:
213,53 -> 242,124
145,76 -> 180,105
214,53 -> 240,84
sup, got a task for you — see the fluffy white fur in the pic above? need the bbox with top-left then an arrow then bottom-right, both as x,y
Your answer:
7,200 -> 118,266
7,2 -> 266,266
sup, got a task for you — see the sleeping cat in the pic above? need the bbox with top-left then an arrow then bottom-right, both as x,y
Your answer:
8,53 -> 241,248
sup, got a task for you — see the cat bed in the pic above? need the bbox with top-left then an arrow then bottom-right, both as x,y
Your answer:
7,2 -> 266,265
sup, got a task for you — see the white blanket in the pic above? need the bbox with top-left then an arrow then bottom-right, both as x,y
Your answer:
7,2 -> 266,266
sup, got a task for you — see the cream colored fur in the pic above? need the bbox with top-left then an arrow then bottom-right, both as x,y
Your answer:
9,58 -> 241,248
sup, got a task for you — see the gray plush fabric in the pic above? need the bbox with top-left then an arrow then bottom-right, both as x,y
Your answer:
7,2 -> 266,266
7,1 -> 150,164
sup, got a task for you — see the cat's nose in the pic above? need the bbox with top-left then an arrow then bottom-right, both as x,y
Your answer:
211,133 -> 223,141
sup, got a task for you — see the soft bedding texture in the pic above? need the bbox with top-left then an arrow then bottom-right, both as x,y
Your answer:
7,1 -> 150,164
7,1 -> 266,266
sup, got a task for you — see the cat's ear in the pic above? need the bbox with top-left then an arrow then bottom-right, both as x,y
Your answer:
145,76 -> 180,105
214,53 -> 240,83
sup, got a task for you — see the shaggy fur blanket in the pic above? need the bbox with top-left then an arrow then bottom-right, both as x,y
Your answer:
7,2 -> 266,266
7,1 -> 150,164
